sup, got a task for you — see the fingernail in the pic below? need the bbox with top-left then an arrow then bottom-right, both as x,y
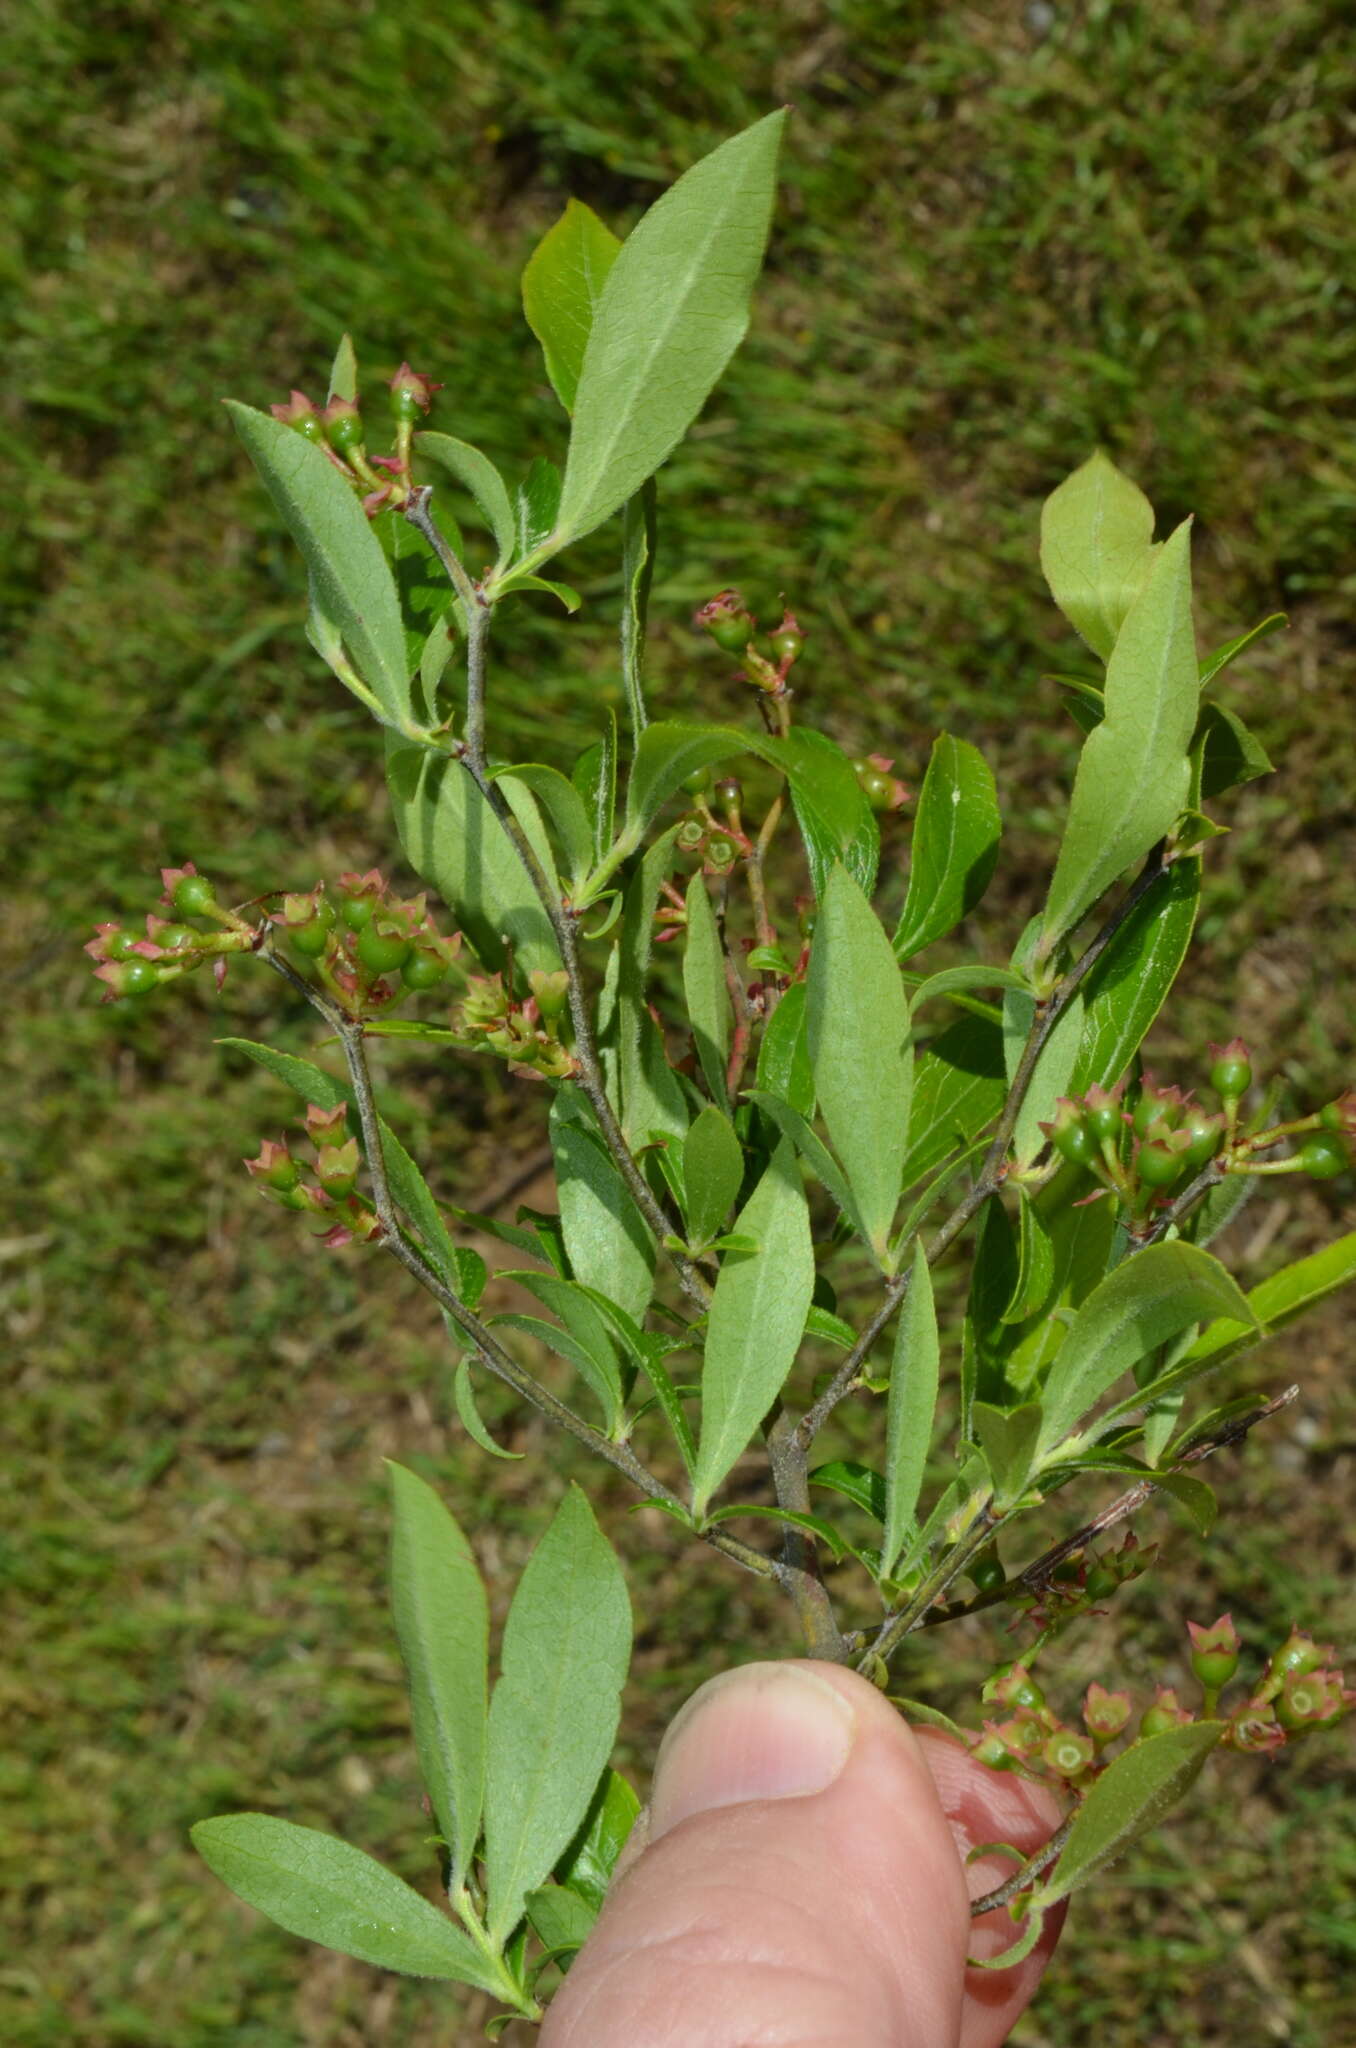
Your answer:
650,1663 -> 856,1839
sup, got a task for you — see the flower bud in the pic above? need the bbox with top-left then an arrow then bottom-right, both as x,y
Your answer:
1187,1612 -> 1242,1695
388,361 -> 443,422
693,588 -> 756,654
269,389 -> 325,442
1208,1037 -> 1252,1100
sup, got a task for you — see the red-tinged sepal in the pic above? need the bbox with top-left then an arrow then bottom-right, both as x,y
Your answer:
1187,1613 -> 1242,1696
1140,1687 -> 1195,1739
314,1138 -> 360,1197
389,362 -> 443,421
304,1103 -> 350,1150
243,1138 -> 302,1193
1082,1682 -> 1133,1744
269,389 -> 325,442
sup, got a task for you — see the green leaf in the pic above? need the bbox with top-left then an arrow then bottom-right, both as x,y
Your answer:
1040,521 -> 1200,955
691,1142 -> 815,1516
573,718 -> 617,864
550,1085 -> 656,1329
555,1767 -> 641,1913
493,763 -> 594,890
225,402 -> 411,729
782,727 -> 880,899
525,1882 -> 596,1961
386,738 -> 561,976
387,1464 -> 488,1892
620,482 -> 657,744
911,964 -> 1028,1013
515,457 -> 563,559
484,1486 -> 631,1946
1001,987 -> 1085,1167
327,333 -> 358,403
1040,450 -> 1159,661
899,1014 -> 1007,1191
970,1400 -> 1043,1506
704,1503 -> 848,1561
808,1459 -> 886,1523
216,1038 -> 480,1302
1003,1191 -> 1056,1325
806,865 -> 912,1261
1191,700 -> 1274,804
493,1270 -> 625,1435
493,571 -> 582,613
521,198 -> 622,415
453,1359 -> 524,1460
551,113 -> 785,550
1197,611 -> 1286,690
1037,1242 -> 1256,1457
1116,1229 -> 1356,1417
882,1242 -> 941,1576
892,735 -> 1001,960
746,1090 -> 868,1243
682,1104 -> 745,1248
1031,1723 -> 1225,1910
1069,859 -> 1200,1095
991,1165 -> 1119,1395
190,1815 -> 502,1987
754,980 -> 815,1118
683,874 -> 731,1110
371,507 -> 461,705
417,432 -> 518,569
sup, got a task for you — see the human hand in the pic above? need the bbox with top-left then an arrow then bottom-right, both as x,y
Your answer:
541,1661 -> 1065,2047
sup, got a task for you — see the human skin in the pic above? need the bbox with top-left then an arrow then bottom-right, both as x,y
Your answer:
540,1661 -> 1065,2048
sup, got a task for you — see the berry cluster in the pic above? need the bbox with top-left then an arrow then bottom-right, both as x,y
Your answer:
86,865 -> 260,1000
973,1616 -> 1351,1792
244,1103 -> 382,1251
271,362 -> 442,517
1039,1037 -> 1354,1211
276,869 -> 461,1011
692,588 -> 805,696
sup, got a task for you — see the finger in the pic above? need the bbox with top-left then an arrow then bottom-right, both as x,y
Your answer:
540,1660 -> 971,2048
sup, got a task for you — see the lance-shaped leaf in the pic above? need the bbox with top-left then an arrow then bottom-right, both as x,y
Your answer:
882,1243 -> 940,1576
1040,450 -> 1159,661
416,432 -> 517,569
1069,858 -> 1199,1095
612,828 -> 688,1144
1002,987 -> 1085,1167
893,735 -> 1001,960
190,1815 -> 503,1987
521,198 -> 622,415
550,1085 -> 656,1329
484,1486 -> 631,1946
782,727 -> 880,899
620,481 -> 656,744
493,762 -> 594,891
492,1270 -> 625,1435
692,1142 -> 814,1517
970,1400 -> 1043,1507
683,874 -> 731,1110
551,112 -> 785,552
754,980 -> 815,1118
327,332 -> 358,403
807,864 -> 912,1262
1040,521 -> 1199,956
899,1014 -> 1006,1191
555,1767 -> 641,1912
1036,1242 -> 1255,1457
1099,1228 -> 1356,1428
386,737 -> 561,976
514,456 -> 563,560
387,1464 -> 488,1893
1031,1723 -> 1225,1910
1192,700 -> 1274,804
681,1103 -> 744,1248
226,402 -> 411,728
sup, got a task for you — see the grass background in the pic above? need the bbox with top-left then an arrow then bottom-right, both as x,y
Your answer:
4,1 -> 1355,2041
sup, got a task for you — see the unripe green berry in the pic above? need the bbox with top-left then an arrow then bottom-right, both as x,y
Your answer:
1137,1139 -> 1186,1187
714,776 -> 742,807
290,919 -> 332,958
155,924 -> 195,952
121,958 -> 160,996
1298,1132 -> 1350,1179
1051,1115 -> 1098,1167
1085,1097 -> 1124,1143
356,924 -> 411,975
105,929 -> 140,961
340,892 -> 376,930
1209,1043 -> 1252,1098
680,767 -> 712,796
1180,1110 -> 1225,1171
401,950 -> 448,991
859,768 -> 895,811
769,620 -> 804,664
969,1555 -> 1006,1595
172,874 -> 217,918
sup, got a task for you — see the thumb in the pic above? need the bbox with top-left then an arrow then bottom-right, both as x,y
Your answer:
540,1661 -> 1062,2048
